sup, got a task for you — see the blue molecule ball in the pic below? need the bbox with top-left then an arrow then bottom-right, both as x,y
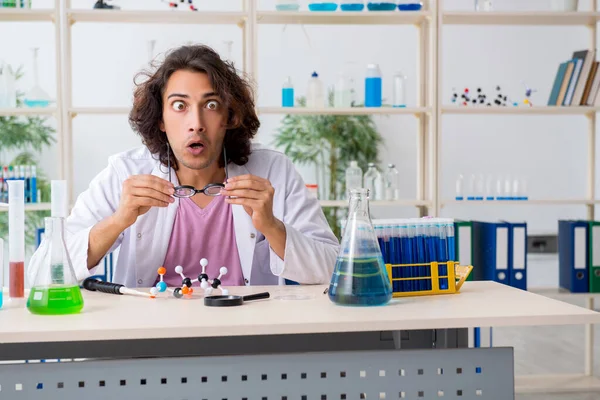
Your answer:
156,281 -> 168,292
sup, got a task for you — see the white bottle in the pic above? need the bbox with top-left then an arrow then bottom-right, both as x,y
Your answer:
306,71 -> 325,108
475,0 -> 493,11
334,71 -> 352,108
392,71 -> 407,108
384,164 -> 400,200
363,163 -> 382,200
455,174 -> 464,200
345,161 -> 363,199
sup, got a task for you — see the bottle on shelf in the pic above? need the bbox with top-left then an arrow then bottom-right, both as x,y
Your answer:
384,164 -> 400,200
0,62 -> 17,108
392,71 -> 407,108
455,173 -> 464,200
306,71 -> 325,108
474,0 -> 493,11
276,0 -> 300,11
485,174 -> 494,200
363,163 -> 383,200
282,76 -> 294,107
398,1 -> 422,11
24,48 -> 52,108
334,71 -> 352,108
367,1 -> 397,11
365,64 -> 382,107
345,161 -> 363,199
341,0 -> 365,11
308,1 -> 338,11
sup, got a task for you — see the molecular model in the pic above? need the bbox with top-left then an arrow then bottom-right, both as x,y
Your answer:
451,86 -> 513,107
162,0 -> 198,11
150,258 -> 229,299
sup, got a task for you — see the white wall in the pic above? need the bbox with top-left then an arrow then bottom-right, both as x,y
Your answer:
1,0 -> 599,235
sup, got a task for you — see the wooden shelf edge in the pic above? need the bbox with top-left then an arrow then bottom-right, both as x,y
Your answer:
515,374 -> 600,394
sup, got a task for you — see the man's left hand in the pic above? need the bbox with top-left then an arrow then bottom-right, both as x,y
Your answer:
221,174 -> 281,235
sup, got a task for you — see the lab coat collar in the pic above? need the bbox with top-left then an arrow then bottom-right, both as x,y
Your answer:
145,157 -> 256,285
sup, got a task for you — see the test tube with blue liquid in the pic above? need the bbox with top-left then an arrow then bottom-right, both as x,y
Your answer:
282,77 -> 294,107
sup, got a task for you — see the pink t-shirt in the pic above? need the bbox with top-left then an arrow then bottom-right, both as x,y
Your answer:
159,196 -> 245,287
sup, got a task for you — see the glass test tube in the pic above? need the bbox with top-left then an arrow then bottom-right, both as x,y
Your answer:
8,180 -> 25,300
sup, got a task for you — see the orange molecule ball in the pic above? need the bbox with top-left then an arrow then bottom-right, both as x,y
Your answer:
157,266 -> 167,275
188,288 -> 194,294
181,286 -> 190,295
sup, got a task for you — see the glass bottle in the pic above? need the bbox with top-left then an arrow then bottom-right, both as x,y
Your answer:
384,163 -> 399,200
345,161 -> 363,199
27,181 -> 83,315
475,0 -> 493,11
328,188 -> 392,306
363,163 -> 382,200
24,47 -> 52,108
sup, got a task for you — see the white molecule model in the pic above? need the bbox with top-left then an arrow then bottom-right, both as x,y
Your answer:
151,258 -> 228,299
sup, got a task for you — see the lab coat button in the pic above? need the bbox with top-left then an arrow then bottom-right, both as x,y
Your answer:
250,233 -> 255,239
137,233 -> 142,239
137,279 -> 143,284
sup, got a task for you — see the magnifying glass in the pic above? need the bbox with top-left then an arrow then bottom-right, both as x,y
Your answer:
204,291 -> 270,307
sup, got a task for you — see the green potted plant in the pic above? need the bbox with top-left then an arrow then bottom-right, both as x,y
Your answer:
273,93 -> 384,238
0,65 -> 55,247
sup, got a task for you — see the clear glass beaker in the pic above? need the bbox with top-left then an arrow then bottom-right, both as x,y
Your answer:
27,216 -> 84,315
328,188 -> 392,306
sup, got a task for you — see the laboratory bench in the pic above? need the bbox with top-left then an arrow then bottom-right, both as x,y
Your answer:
0,281 -> 598,400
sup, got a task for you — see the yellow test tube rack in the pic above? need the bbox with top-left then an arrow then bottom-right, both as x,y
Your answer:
385,261 -> 473,297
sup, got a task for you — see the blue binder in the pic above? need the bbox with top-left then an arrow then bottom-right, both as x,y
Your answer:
506,221 -> 527,290
472,221 -> 510,286
558,220 -> 589,293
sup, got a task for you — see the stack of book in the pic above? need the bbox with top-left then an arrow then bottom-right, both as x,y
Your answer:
548,49 -> 600,106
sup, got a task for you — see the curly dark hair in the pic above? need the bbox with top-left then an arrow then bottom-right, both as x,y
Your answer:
128,44 -> 260,170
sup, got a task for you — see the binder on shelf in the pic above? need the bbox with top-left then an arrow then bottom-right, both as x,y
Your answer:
472,221 -> 510,286
506,221 -> 527,291
454,220 -> 474,281
558,220 -> 589,293
588,221 -> 600,293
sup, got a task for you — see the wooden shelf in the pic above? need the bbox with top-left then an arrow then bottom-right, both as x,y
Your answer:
442,199 -> 594,206
442,105 -> 599,115
0,8 -> 55,22
257,10 -> 431,25
0,203 -> 51,212
0,107 -> 57,117
443,11 -> 600,26
258,106 -> 429,115
69,107 -> 130,116
320,199 -> 430,208
515,374 -> 600,394
67,10 -> 247,25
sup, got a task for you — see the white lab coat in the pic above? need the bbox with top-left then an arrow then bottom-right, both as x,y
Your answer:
65,143 -> 340,288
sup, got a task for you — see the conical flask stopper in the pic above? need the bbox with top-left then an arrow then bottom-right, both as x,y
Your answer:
328,188 -> 392,306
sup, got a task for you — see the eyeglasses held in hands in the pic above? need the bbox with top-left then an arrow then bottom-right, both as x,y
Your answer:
168,145 -> 228,198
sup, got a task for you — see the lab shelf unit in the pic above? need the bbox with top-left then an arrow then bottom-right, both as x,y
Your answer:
2,1 -> 600,393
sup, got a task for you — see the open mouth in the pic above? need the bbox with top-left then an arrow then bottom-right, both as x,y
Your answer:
188,142 -> 204,149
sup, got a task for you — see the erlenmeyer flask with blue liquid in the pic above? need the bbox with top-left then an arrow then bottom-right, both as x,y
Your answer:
328,188 -> 392,306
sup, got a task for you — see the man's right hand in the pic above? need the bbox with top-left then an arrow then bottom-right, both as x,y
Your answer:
113,175 -> 175,229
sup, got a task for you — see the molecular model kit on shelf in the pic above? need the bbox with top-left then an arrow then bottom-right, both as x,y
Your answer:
451,83 -> 537,107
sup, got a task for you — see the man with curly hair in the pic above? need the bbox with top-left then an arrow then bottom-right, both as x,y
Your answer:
65,44 -> 340,288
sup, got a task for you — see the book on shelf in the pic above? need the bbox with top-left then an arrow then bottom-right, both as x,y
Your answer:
548,49 -> 600,107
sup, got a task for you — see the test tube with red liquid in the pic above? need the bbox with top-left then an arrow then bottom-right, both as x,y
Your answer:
8,180 -> 25,302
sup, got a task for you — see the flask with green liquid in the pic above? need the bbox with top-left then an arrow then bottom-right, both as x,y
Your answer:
27,181 -> 83,315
